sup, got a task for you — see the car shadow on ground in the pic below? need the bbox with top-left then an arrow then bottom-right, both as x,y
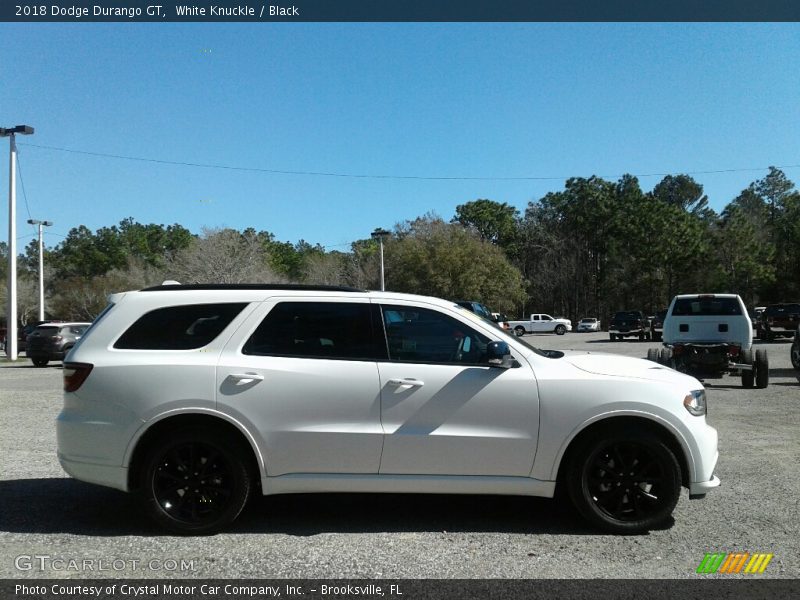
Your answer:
0,478 -> 664,537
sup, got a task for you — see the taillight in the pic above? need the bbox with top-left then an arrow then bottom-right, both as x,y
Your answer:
729,346 -> 740,356
672,346 -> 684,356
63,362 -> 93,392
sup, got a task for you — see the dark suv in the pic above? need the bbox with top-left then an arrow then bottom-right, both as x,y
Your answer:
757,303 -> 800,341
26,322 -> 91,367
608,311 -> 652,341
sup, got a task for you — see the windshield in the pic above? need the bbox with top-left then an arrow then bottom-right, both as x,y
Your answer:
671,297 -> 743,316
613,312 -> 640,320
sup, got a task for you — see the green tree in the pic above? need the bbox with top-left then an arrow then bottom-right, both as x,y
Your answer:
387,215 -> 525,313
452,199 -> 520,256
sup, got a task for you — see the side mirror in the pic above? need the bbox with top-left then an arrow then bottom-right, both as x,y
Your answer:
486,341 -> 515,369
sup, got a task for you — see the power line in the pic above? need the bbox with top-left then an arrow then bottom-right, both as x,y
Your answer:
14,148 -> 35,223
19,141 -> 800,182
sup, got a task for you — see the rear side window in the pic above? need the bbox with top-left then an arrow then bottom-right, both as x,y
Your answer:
115,303 -> 247,350
671,298 -> 743,316
243,302 -> 385,360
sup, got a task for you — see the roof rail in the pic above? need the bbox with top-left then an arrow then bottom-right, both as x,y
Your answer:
140,283 -> 364,293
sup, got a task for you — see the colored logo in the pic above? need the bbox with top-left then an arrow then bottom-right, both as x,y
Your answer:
696,552 -> 773,574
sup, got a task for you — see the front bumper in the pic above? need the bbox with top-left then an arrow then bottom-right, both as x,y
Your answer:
690,473 -> 721,498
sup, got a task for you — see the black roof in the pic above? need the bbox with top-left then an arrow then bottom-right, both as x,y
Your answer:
141,284 -> 364,293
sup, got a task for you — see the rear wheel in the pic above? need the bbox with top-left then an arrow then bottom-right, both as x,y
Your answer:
791,339 -> 800,370
609,334 -> 616,341
646,348 -> 659,362
514,326 -> 526,337
32,358 -> 49,367
139,429 -> 252,535
740,349 -> 754,388
755,349 -> 769,389
566,429 -> 681,534
555,324 -> 567,335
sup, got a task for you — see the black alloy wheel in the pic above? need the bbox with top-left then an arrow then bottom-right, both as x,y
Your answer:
567,431 -> 681,534
140,430 -> 252,535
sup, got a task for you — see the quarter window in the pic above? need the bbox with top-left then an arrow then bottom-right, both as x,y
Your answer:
381,305 -> 491,365
243,302 -> 384,360
114,303 -> 248,350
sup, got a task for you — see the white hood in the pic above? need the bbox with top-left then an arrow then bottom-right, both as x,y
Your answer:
563,351 -> 701,386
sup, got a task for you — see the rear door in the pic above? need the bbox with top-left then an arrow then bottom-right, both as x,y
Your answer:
216,299 -> 385,475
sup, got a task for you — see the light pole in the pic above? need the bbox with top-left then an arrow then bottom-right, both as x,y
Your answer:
1,125 -> 34,360
27,219 -> 53,322
370,228 -> 390,291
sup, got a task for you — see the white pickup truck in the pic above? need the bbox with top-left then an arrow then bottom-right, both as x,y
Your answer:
508,314 -> 572,336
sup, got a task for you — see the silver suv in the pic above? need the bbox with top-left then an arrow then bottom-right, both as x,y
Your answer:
57,284 -> 719,535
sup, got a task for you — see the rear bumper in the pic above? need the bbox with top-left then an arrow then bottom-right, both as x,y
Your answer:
58,453 -> 129,492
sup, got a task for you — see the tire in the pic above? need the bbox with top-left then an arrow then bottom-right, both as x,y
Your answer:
514,326 -> 526,337
659,348 -> 675,369
755,349 -> 769,389
32,358 -> 49,367
647,348 -> 659,362
791,339 -> 800,371
638,333 -> 645,342
565,429 -> 682,534
139,429 -> 252,535
609,334 -> 616,341
740,349 -> 754,389
555,324 -> 567,335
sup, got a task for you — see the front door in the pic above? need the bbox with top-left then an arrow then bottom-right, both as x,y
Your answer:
376,303 -> 539,477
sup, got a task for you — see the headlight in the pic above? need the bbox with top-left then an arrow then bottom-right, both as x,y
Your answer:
683,389 -> 707,416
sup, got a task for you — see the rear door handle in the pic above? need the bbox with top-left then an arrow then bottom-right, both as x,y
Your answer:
229,373 -> 264,384
387,378 -> 424,387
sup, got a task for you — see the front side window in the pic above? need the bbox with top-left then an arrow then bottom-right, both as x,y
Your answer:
115,303 -> 248,350
243,302 -> 384,360
382,305 -> 491,365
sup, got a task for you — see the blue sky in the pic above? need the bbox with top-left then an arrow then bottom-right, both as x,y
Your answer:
1,23 -> 798,252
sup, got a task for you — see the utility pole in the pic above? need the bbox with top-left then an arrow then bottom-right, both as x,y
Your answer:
27,219 -> 53,322
370,228 -> 390,291
1,125 -> 34,360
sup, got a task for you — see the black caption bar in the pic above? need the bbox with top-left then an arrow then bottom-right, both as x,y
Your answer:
4,579 -> 800,600
2,0 -> 800,22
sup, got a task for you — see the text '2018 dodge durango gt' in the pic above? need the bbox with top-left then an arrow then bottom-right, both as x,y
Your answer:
57,284 -> 720,534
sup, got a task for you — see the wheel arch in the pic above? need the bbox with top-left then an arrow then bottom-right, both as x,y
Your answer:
553,415 -> 691,491
125,410 -> 264,493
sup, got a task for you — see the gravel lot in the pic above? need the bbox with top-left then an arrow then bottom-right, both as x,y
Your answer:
1,333 -> 798,580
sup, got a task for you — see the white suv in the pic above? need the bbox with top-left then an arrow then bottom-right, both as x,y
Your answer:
57,284 -> 720,535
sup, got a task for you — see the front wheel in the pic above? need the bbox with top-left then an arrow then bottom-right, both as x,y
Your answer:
139,430 -> 252,535
32,358 -> 49,368
555,324 -> 567,335
566,430 -> 681,534
514,326 -> 526,337
791,340 -> 800,370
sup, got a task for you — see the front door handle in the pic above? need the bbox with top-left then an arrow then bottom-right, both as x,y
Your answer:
387,378 -> 424,388
229,373 -> 264,385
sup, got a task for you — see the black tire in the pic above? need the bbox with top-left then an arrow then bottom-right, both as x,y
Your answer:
791,340 -> 800,371
32,358 -> 49,367
565,429 -> 682,534
609,334 -> 616,341
514,326 -> 526,337
139,429 -> 252,535
555,324 -> 567,336
740,349 -> 754,388
647,348 -> 659,362
659,348 -> 675,369
755,349 -> 769,389
638,333 -> 645,341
